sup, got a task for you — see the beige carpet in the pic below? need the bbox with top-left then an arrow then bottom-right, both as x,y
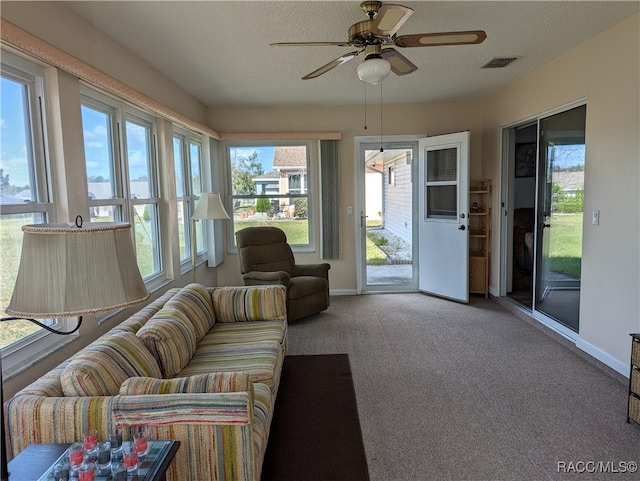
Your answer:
285,294 -> 640,481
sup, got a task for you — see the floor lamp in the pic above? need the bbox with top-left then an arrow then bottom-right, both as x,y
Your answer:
190,193 -> 229,282
1,217 -> 150,481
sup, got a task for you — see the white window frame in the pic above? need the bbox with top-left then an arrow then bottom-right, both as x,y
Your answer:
224,141 -> 316,253
0,50 -> 78,378
173,127 -> 205,269
80,85 -> 165,290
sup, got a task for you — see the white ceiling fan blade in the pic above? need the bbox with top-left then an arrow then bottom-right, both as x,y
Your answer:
381,48 -> 417,76
302,51 -> 360,80
395,30 -> 487,48
271,41 -> 352,47
370,4 -> 414,38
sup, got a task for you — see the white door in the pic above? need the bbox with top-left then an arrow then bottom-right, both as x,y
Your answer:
418,131 -> 470,302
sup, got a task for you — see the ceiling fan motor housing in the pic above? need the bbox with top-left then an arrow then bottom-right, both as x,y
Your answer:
350,20 -> 384,47
360,1 -> 383,18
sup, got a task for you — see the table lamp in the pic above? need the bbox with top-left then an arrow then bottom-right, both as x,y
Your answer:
190,193 -> 229,282
0,216 -> 150,481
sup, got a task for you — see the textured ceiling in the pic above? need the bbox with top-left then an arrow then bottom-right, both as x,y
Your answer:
64,1 -> 639,107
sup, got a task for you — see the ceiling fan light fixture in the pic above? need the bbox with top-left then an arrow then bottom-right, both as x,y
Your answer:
357,57 -> 391,84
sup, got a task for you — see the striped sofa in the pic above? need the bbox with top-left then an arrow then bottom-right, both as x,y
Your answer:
4,283 -> 288,481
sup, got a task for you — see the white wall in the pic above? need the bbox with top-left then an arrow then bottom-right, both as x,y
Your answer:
481,13 -> 640,370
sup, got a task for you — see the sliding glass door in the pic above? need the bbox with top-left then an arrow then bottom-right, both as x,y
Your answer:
535,105 -> 586,331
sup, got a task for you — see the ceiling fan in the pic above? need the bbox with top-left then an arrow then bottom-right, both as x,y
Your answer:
272,1 -> 487,84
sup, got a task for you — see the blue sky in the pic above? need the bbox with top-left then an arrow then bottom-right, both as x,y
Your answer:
552,144 -> 585,169
82,105 -> 151,181
1,77 -> 30,187
229,146 -> 274,173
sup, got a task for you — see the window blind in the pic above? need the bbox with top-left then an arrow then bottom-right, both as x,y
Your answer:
320,140 -> 340,259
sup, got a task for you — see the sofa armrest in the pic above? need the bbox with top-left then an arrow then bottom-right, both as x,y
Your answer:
4,394 -> 117,460
293,263 -> 331,280
113,390 -> 260,481
242,270 -> 291,287
212,285 -> 287,323
113,391 -> 254,426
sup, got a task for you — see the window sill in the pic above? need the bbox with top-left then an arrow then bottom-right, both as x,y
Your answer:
2,333 -> 78,381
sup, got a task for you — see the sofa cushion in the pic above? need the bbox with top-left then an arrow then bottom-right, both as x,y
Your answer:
137,307 -> 198,378
163,283 -> 216,342
204,321 -> 287,348
119,372 -> 252,395
60,331 -> 162,397
178,340 -> 283,393
212,286 -> 286,323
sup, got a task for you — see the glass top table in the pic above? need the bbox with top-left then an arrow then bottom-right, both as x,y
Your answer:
8,440 -> 179,481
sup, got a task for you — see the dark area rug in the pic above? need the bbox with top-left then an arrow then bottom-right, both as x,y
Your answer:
261,354 -> 370,481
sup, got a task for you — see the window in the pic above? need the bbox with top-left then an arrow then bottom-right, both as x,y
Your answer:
426,147 -> 458,219
227,143 -> 312,247
173,129 -> 204,263
81,87 -> 163,282
0,51 -> 62,356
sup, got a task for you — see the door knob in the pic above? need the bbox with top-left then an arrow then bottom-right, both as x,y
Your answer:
458,225 -> 466,231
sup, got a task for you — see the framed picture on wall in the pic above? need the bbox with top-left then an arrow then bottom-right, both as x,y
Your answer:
515,143 -> 536,177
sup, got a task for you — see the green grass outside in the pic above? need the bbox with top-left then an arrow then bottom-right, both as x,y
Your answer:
0,216 -> 39,347
366,234 -> 387,265
547,213 -> 583,279
233,218 -> 309,244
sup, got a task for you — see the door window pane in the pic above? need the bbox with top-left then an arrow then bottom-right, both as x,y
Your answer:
535,104 -> 586,332
427,148 -> 457,182
425,148 -> 458,220
427,185 -> 457,219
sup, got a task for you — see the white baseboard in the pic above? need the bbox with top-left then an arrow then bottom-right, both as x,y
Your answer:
576,337 -> 630,378
329,289 -> 358,296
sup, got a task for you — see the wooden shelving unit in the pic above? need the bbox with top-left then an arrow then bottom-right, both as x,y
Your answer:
628,333 -> 640,425
469,179 -> 491,298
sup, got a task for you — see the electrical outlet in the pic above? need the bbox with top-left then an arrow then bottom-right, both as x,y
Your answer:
347,206 -> 353,215
592,209 -> 600,225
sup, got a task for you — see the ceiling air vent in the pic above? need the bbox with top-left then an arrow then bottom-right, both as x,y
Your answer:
482,57 -> 518,69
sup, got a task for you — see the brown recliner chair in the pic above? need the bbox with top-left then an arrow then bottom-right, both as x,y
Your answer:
235,226 -> 331,321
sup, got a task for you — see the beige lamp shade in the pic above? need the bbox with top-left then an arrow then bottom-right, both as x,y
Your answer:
6,222 -> 150,318
192,193 -> 230,221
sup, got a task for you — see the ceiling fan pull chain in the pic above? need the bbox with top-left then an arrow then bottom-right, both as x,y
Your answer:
363,81 -> 368,130
379,81 -> 384,152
